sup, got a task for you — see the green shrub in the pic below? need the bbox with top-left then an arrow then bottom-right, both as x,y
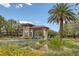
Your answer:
20,37 -> 32,39
38,39 -> 46,45
43,50 -> 74,56
71,49 -> 79,56
48,37 -> 63,50
0,45 -> 42,56
64,40 -> 79,49
30,43 -> 42,49
29,39 -> 47,50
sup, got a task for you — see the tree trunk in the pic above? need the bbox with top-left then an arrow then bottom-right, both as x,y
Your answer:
6,30 -> 8,36
0,28 -> 1,36
59,19 -> 63,40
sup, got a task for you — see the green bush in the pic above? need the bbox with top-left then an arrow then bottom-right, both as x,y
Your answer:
29,39 -> 47,50
0,45 -> 42,56
43,50 -> 75,56
43,48 -> 79,56
20,37 -> 32,39
64,40 -> 79,49
30,43 -> 42,49
38,39 -> 46,45
48,37 -> 63,50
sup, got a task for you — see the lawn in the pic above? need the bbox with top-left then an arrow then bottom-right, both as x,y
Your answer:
0,37 -> 79,56
44,38 -> 79,56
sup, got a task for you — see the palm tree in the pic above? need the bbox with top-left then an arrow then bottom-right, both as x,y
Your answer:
48,3 -> 78,40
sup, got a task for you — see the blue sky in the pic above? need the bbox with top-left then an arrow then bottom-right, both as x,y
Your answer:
0,3 -> 59,32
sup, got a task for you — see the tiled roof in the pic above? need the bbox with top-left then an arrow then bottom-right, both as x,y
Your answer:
21,23 -> 34,26
31,26 -> 49,29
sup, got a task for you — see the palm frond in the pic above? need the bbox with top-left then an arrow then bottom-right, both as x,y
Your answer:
48,3 -> 78,24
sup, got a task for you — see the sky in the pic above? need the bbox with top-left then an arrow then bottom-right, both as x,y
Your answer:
0,3 -> 59,32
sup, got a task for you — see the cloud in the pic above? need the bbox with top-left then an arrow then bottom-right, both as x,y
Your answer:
16,4 -> 23,8
19,21 -> 33,24
16,5 -> 19,8
0,3 -> 32,8
25,3 -> 32,6
0,3 -> 11,8
19,4 -> 23,7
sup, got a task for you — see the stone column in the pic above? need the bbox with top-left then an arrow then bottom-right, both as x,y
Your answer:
22,27 -> 26,37
31,29 -> 36,39
22,26 -> 30,37
31,29 -> 33,37
43,28 -> 48,40
27,26 -> 30,37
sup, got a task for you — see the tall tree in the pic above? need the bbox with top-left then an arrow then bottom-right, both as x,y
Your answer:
0,15 -> 5,35
64,20 -> 79,38
48,3 -> 78,40
5,19 -> 17,36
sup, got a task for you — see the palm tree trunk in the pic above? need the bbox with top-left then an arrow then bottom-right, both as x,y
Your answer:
59,19 -> 64,40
